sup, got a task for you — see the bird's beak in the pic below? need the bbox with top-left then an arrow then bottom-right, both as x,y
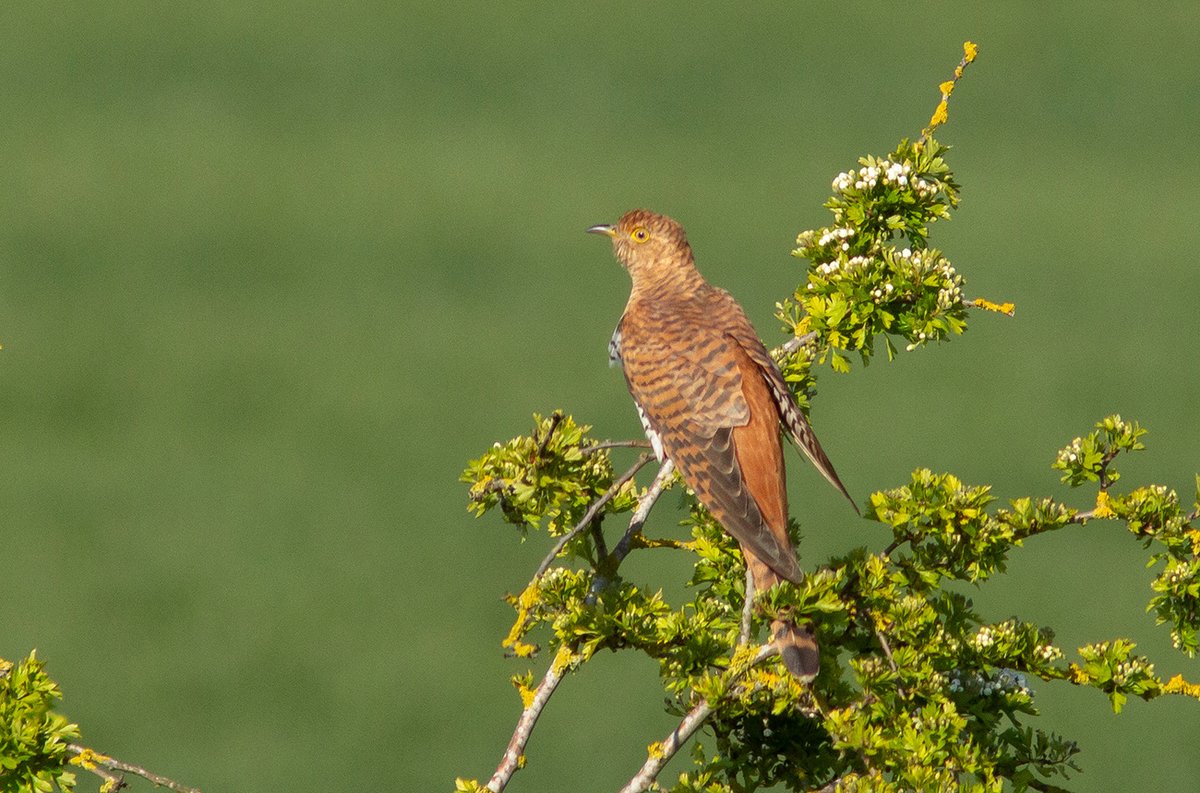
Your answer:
586,223 -> 617,238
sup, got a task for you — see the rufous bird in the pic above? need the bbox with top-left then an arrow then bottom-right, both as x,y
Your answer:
588,209 -> 857,681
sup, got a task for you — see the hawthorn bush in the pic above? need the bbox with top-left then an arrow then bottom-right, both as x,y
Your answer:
458,44 -> 1200,793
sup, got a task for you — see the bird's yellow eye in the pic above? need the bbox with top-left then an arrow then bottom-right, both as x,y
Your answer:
630,227 -> 650,243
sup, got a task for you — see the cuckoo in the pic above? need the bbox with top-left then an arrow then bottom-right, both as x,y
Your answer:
588,209 -> 857,681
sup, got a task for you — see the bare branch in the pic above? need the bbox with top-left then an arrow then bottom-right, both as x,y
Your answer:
489,459 -> 668,789
486,647 -> 575,793
618,643 -> 778,793
874,626 -> 908,699
740,566 -> 756,646
875,628 -> 898,673
589,459 -> 676,604
67,744 -> 200,793
609,460 -> 676,567
773,331 -> 817,358
534,452 -> 654,579
581,439 -> 652,454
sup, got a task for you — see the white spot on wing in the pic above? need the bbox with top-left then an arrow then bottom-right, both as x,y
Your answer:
635,401 -> 665,462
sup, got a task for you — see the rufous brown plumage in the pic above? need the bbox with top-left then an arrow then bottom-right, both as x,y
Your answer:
588,208 -> 857,680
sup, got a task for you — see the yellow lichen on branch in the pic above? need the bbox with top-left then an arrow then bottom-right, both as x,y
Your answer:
921,41 -> 979,141
1163,674 -> 1200,700
971,297 -> 1016,316
68,747 -> 112,771
1093,490 -> 1116,518
502,583 -> 542,658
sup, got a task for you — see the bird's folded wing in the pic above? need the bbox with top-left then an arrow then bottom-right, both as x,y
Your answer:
619,318 -> 803,582
718,298 -> 858,513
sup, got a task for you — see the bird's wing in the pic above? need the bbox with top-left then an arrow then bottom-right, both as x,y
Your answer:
712,291 -> 858,513
618,304 -> 803,582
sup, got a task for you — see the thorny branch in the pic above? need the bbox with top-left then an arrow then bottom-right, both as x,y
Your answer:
534,452 -> 654,579
582,439 -> 653,454
486,646 -> 574,793
532,411 -> 565,460
775,331 -> 816,358
489,458 -> 673,793
67,744 -> 201,793
608,460 -> 676,567
617,643 -> 779,793
740,566 -> 756,647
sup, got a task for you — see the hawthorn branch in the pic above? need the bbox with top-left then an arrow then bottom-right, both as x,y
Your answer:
486,646 -> 575,793
535,452 -> 653,579
875,626 -> 908,699
740,566 -> 756,646
581,439 -> 652,454
532,411 -> 564,460
67,745 -> 200,793
618,643 -> 778,793
489,459 -> 673,790
590,459 -> 675,602
607,461 -> 676,566
775,331 -> 817,357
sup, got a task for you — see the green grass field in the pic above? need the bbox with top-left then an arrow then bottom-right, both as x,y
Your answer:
2,3 -> 1198,790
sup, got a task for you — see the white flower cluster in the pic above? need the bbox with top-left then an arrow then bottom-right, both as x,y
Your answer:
1111,659 -> 1152,685
1036,644 -> 1063,662
813,254 -> 871,277
936,266 -> 963,309
947,668 -> 1030,697
870,283 -> 896,301
972,621 -> 1016,651
1164,561 -> 1192,587
1057,438 -> 1084,465
817,226 -> 855,248
893,247 -> 963,309
831,159 -> 937,198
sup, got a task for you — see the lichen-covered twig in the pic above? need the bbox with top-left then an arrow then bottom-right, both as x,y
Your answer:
486,646 -> 576,793
534,452 -> 653,579
67,744 -> 200,793
618,643 -> 779,793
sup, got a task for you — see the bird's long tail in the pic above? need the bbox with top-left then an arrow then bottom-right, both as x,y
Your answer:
745,551 -> 820,681
771,618 -> 819,681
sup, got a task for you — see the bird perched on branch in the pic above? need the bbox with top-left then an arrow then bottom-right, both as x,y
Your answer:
588,209 -> 857,681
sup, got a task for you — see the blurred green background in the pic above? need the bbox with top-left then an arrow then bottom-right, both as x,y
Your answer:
1,3 -> 1197,791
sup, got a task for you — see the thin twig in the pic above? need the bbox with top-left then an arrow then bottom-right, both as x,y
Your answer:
67,745 -> 200,793
486,647 -> 574,793
874,626 -> 907,699
489,458 -> 670,789
534,453 -> 653,579
532,411 -> 564,460
774,331 -> 817,357
589,460 -> 676,603
590,520 -> 609,562
609,460 -> 676,566
581,439 -> 652,454
875,628 -> 898,673
618,643 -> 778,793
739,566 -> 756,646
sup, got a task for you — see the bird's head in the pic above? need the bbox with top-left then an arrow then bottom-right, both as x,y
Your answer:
587,209 -> 693,279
